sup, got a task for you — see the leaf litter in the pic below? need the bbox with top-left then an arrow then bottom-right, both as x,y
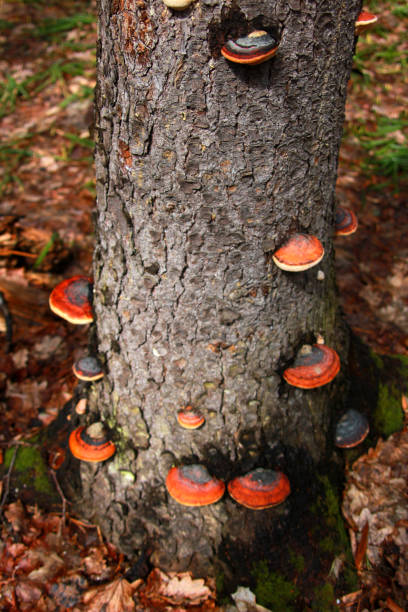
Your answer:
0,501 -> 219,611
341,421 -> 408,609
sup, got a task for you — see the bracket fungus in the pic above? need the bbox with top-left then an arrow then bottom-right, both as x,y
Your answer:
335,409 -> 369,448
355,10 -> 378,34
221,30 -> 279,65
166,464 -> 225,506
73,355 -> 104,382
177,406 -> 205,429
162,0 -> 194,9
283,342 -> 340,389
335,206 -> 358,236
49,276 -> 93,324
69,423 -> 116,462
228,468 -> 291,509
272,234 -> 324,272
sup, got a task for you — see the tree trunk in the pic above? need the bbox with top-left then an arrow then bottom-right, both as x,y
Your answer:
82,0 -> 359,589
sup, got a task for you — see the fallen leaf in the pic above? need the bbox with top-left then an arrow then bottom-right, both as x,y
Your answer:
343,429 -> 408,598
4,499 -> 26,532
354,521 -> 369,571
230,586 -> 272,612
142,569 -> 214,607
82,577 -> 140,612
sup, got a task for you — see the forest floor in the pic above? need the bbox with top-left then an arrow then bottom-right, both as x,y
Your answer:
0,0 -> 407,610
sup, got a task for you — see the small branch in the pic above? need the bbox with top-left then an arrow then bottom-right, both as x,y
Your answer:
49,468 -> 69,537
0,446 -> 18,516
0,291 -> 13,353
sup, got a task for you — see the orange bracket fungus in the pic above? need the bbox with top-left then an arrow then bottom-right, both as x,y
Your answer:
272,234 -> 324,272
335,206 -> 358,236
283,342 -> 340,389
335,409 -> 369,448
73,355 -> 104,382
166,465 -> 225,506
228,468 -> 291,509
355,10 -> 378,34
221,30 -> 280,66
177,406 -> 205,430
69,423 -> 116,462
49,276 -> 93,324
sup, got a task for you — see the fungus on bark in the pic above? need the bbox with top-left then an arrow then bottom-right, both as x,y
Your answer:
166,465 -> 225,506
355,10 -> 378,34
283,342 -> 340,389
335,409 -> 369,448
69,423 -> 116,462
73,355 -> 104,382
177,406 -> 205,429
335,206 -> 358,236
162,0 -> 195,10
272,234 -> 324,272
228,468 -> 291,509
49,276 -> 93,324
221,30 -> 280,65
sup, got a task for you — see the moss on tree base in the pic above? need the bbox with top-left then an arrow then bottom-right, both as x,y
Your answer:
1,437 -> 59,509
216,466 -> 358,609
0,399 -> 79,511
349,335 -> 407,438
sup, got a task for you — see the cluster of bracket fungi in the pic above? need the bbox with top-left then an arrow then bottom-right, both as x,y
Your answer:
47,5 -> 377,506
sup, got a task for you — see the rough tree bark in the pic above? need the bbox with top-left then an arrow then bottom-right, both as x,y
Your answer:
80,0 -> 360,592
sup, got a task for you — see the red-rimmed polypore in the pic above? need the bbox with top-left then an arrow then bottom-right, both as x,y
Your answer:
166,464 -> 225,506
272,234 -> 324,272
335,409 -> 369,448
335,206 -> 358,236
221,30 -> 279,66
69,423 -> 116,462
177,406 -> 205,430
49,276 -> 93,324
73,355 -> 104,382
283,340 -> 340,389
355,10 -> 378,34
228,468 -> 291,509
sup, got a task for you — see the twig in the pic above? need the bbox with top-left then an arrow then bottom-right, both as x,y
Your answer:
49,468 -> 68,537
0,250 -> 37,258
0,446 -> 18,516
0,290 -> 12,352
69,515 -> 103,545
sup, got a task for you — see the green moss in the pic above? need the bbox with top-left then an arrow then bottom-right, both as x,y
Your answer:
393,354 -> 408,367
374,383 -> 403,436
289,551 -> 305,573
312,583 -> 336,611
215,571 -> 224,595
314,476 -> 358,592
320,536 -> 336,554
251,561 -> 299,611
369,349 -> 384,371
4,444 -> 54,496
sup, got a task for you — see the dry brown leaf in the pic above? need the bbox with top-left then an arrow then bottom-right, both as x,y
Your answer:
354,521 -> 369,571
143,568 -> 213,607
338,589 -> 363,606
385,597 -> 406,612
230,586 -> 273,611
401,395 -> 408,422
158,571 -> 212,605
343,429 -> 408,594
14,579 -> 43,607
4,499 -> 26,532
26,550 -> 65,583
83,545 -> 116,582
82,577 -> 140,612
